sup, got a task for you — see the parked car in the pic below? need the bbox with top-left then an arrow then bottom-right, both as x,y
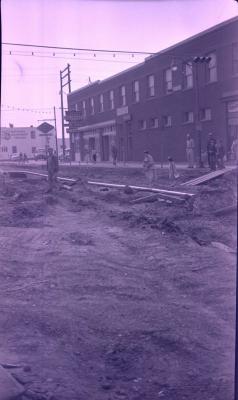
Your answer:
10,153 -> 21,161
34,149 -> 47,161
59,149 -> 71,162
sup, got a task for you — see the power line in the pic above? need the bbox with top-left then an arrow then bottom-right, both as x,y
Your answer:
3,51 -> 140,64
2,42 -> 155,56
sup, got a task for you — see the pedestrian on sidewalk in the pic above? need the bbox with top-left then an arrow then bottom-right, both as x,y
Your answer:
186,134 -> 195,168
111,143 -> 118,166
143,151 -> 156,186
207,133 -> 217,171
216,139 -> 225,169
84,147 -> 90,164
92,149 -> 97,163
47,148 -> 59,192
168,157 -> 180,180
23,153 -> 28,164
19,152 -> 23,166
231,137 -> 238,163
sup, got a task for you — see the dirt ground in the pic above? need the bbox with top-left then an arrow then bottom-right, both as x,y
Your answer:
0,164 -> 237,400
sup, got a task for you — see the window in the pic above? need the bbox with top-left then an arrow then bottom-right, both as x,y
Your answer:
138,120 -> 146,130
32,147 -> 36,153
183,62 -> 193,89
82,100 -> 86,118
110,90 -> 114,109
206,53 -> 217,82
164,68 -> 172,93
162,115 -> 172,127
183,111 -> 194,124
132,80 -> 140,102
147,75 -> 155,97
120,85 -> 126,106
99,94 -> 104,112
150,118 -> 159,128
12,146 -> 17,153
200,108 -> 211,121
75,104 -> 78,111
1,146 -> 8,152
90,98 -> 94,114
31,130 -> 36,139
232,43 -> 238,74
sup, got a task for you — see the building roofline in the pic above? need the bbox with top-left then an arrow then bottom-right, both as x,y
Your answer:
69,80 -> 100,96
68,16 -> 238,98
147,16 -> 238,61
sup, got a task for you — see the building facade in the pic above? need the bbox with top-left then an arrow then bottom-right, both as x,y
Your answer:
67,17 -> 238,163
0,122 -> 56,160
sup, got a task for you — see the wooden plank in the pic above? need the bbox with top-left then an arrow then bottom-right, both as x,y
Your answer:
181,167 -> 236,187
9,170 -> 77,183
131,194 -> 167,204
214,205 -> 237,216
88,180 -> 194,198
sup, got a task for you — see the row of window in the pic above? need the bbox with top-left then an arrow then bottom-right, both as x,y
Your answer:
72,45 -> 238,118
72,51 -> 220,117
138,108 -> 211,130
0,146 -> 37,154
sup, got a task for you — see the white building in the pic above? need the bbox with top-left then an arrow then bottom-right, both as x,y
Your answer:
0,122 -> 56,160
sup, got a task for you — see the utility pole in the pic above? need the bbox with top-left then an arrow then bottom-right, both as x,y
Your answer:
60,64 -> 71,157
171,56 -> 211,169
53,106 -> 58,157
194,62 -> 203,168
193,56 -> 211,168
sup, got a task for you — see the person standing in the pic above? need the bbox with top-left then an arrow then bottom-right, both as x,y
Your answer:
84,147 -> 90,164
231,137 -> 238,163
92,149 -> 97,163
47,148 -> 59,192
186,134 -> 195,168
207,133 -> 217,171
168,157 -> 180,179
111,143 -> 118,166
216,140 -> 225,169
143,151 -> 156,185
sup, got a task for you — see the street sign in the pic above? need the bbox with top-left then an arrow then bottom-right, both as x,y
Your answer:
65,110 -> 83,122
116,106 -> 129,116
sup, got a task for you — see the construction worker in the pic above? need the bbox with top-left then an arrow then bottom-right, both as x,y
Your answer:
216,140 -> 225,169
168,157 -> 180,179
143,151 -> 156,185
186,134 -> 195,168
111,143 -> 118,166
207,133 -> 217,171
231,137 -> 238,163
47,148 -> 59,192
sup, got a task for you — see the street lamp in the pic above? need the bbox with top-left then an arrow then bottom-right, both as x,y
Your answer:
193,56 -> 211,168
171,56 -> 211,168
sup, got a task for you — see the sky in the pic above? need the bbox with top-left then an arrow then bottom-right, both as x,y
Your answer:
1,0 -> 238,137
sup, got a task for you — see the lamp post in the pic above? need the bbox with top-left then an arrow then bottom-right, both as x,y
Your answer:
171,56 -> 211,168
192,56 -> 211,168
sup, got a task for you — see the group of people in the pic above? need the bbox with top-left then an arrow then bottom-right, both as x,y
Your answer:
84,143 -> 118,166
19,152 -> 28,164
186,133 -> 226,171
143,152 -> 179,184
143,131 -> 236,186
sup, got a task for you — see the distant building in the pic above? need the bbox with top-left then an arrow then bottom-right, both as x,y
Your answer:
0,122 -> 56,160
66,17 -> 238,163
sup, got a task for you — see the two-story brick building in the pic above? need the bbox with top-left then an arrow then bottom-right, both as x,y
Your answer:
67,17 -> 238,163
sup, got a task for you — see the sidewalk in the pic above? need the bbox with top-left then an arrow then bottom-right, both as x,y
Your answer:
0,159 -> 236,171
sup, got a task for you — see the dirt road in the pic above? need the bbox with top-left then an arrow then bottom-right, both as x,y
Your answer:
0,166 -> 236,399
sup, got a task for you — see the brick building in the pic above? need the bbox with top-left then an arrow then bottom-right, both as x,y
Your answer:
67,17 -> 238,163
